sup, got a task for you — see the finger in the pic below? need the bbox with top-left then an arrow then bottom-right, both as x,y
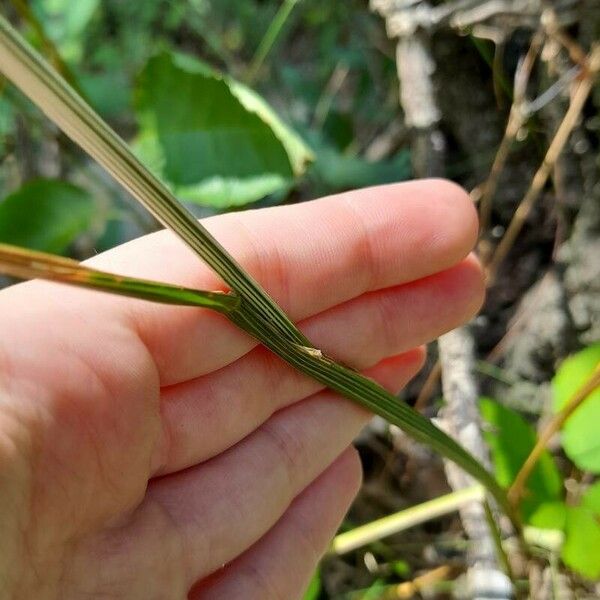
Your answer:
146,355 -> 414,586
87,179 -> 478,384
190,447 -> 362,600
154,349 -> 424,474
154,256 -> 482,474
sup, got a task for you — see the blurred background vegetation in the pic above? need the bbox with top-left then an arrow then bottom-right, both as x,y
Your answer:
1,0 -> 600,598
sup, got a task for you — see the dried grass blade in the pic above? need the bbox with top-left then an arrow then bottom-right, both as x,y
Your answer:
0,243 -> 239,312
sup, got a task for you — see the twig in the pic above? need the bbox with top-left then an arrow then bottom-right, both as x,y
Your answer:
508,363 -> 600,508
414,359 -> 441,412
394,565 -> 454,599
438,328 -> 516,597
541,8 -> 588,71
346,565 -> 459,600
312,62 -> 350,128
478,33 -> 543,233
486,44 -> 600,280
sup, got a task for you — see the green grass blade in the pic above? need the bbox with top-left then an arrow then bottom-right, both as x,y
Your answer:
0,15 -> 515,523
228,310 -> 513,517
0,243 -> 240,312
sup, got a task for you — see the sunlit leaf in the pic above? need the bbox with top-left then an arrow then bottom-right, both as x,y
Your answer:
553,344 -> 600,473
480,397 -> 562,522
528,501 -> 566,531
177,174 -> 290,209
562,483 -> 600,580
135,51 -> 313,207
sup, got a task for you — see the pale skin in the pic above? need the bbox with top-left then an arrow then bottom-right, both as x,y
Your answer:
0,180 -> 484,599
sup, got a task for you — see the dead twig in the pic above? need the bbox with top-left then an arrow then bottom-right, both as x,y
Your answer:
486,44 -> 600,281
414,359 -> 442,412
477,32 -> 543,234
542,8 -> 588,72
394,565 -> 455,599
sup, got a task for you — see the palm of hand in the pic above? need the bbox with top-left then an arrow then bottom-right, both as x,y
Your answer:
0,182 -> 483,599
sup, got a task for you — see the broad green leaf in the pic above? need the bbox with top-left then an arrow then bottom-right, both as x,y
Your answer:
133,129 -> 290,209
135,51 -> 313,207
553,344 -> 600,473
311,146 -> 411,191
528,501 -> 566,530
0,179 -> 95,254
303,130 -> 411,193
581,480 -> 600,512
480,397 -> 562,522
562,484 -> 600,580
228,79 -> 313,177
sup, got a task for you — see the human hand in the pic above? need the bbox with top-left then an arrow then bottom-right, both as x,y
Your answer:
0,180 -> 484,599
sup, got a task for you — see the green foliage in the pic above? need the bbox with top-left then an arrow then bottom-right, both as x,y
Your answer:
302,568 -> 321,600
0,179 -> 95,253
528,501 -> 566,530
135,50 -> 313,208
562,482 -> 600,580
552,343 -> 600,473
31,0 -> 100,62
308,143 -> 411,193
480,397 -> 562,522
481,345 -> 600,580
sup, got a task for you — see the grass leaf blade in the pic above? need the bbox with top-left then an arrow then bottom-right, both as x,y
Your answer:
0,243 -> 240,312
